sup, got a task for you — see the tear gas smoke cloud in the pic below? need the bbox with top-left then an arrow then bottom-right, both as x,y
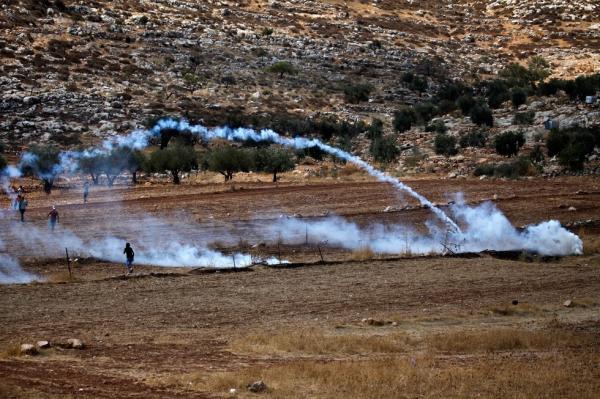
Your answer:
267,196 -> 583,257
0,118 -> 584,284
0,236 -> 37,284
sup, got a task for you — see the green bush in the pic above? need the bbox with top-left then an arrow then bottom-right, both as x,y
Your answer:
343,82 -> 374,104
367,118 -> 384,140
415,102 -> 438,123
486,79 -> 510,108
437,99 -> 457,115
457,94 -> 476,115
459,130 -> 487,148
370,136 -> 400,163
434,134 -> 458,156
393,108 -> 418,133
513,110 -> 535,125
425,120 -> 447,134
474,157 -> 534,179
511,87 -> 527,108
546,129 -> 570,157
529,144 -> 545,164
267,61 -> 297,78
558,142 -> 588,171
494,131 -> 525,157
500,63 -> 532,88
527,56 -> 551,83
550,127 -> 598,171
473,163 -> 496,177
538,79 -> 561,96
470,104 -> 494,127
494,157 -> 534,178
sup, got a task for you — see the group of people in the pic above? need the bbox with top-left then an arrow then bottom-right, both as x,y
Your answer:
5,181 -> 136,274
10,185 -> 58,228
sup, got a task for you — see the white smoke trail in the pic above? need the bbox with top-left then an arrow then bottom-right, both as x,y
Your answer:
4,118 -> 459,231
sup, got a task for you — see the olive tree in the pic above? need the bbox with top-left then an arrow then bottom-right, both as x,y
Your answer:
254,147 -> 295,182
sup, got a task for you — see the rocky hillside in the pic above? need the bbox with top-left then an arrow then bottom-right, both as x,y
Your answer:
1,0 -> 599,170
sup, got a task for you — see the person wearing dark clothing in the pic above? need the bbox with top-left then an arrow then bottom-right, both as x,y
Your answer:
48,206 -> 59,231
83,182 -> 90,204
18,196 -> 28,222
123,243 -> 135,274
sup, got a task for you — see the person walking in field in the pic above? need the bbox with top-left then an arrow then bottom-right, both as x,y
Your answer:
123,242 -> 135,274
48,206 -> 59,231
17,195 -> 28,222
83,182 -> 90,204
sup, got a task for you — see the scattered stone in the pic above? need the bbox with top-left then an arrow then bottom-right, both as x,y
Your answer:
20,344 -> 38,355
362,317 -> 386,326
66,338 -> 85,349
36,340 -> 50,349
568,206 -> 577,211
563,299 -> 572,307
229,388 -> 237,395
247,380 -> 267,393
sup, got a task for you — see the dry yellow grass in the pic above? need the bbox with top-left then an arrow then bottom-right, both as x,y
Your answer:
487,303 -> 543,316
231,329 -> 415,356
427,328 -> 588,353
349,247 -> 376,261
0,344 -> 23,359
186,353 -> 600,399
46,271 -> 79,283
582,235 -> 600,255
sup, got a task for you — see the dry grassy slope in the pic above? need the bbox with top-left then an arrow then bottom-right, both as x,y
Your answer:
0,0 -> 598,152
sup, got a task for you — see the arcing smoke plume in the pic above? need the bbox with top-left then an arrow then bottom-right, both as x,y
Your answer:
0,118 -> 584,284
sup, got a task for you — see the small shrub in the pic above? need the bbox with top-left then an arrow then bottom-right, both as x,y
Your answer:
437,99 -> 456,115
511,87 -> 527,108
459,130 -> 487,148
434,134 -> 458,156
513,110 -> 535,125
370,136 -> 400,163
494,157 -> 534,178
267,61 -> 297,78
367,118 -> 384,140
494,131 -> 525,157
425,120 -> 447,134
546,129 -> 570,157
343,82 -> 374,104
529,144 -> 545,164
414,102 -> 438,123
473,163 -> 496,177
470,104 -> 494,127
393,108 -> 418,133
457,94 -> 476,115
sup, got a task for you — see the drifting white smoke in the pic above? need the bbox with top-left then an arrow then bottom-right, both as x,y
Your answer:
268,196 -> 582,257
0,237 -> 37,284
0,117 -> 584,285
2,212 -> 257,271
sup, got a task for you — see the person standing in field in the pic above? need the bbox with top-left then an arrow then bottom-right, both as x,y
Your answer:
48,205 -> 59,231
17,195 -> 28,222
123,242 -> 135,274
83,182 -> 90,204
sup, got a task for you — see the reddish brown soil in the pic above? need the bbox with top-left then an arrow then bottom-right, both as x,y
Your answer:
0,177 -> 599,398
